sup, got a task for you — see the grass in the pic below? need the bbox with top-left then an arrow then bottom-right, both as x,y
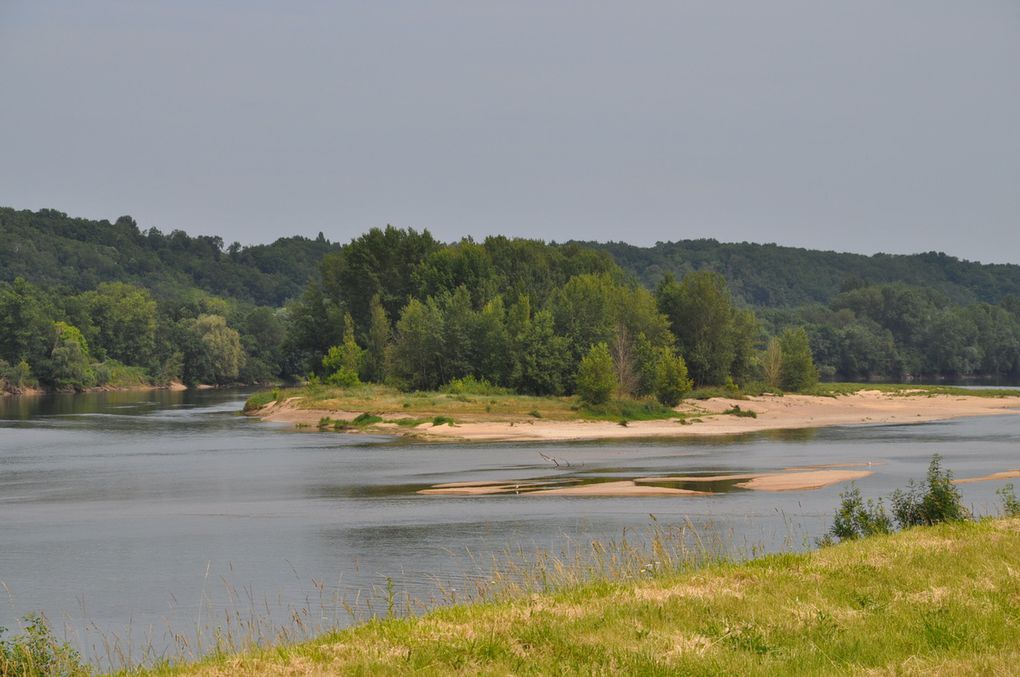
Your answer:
125,518 -> 1020,676
722,405 -> 757,418
803,382 -> 1020,398
253,384 -> 683,425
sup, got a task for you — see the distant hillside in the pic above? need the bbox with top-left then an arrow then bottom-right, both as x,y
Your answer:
580,240 -> 1020,307
0,207 -> 339,306
5,206 -> 1020,311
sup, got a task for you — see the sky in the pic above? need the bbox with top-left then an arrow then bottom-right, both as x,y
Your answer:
1,1 -> 1018,262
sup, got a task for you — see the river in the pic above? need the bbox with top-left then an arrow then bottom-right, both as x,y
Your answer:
1,388 -> 1017,666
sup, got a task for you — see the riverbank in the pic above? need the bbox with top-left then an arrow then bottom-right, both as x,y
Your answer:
133,518 -> 1020,676
247,385 -> 1020,442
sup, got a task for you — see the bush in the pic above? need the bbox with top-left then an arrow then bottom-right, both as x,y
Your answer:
576,343 -> 616,405
778,327 -> 818,392
325,367 -> 360,387
441,376 -> 510,396
890,454 -> 969,528
0,613 -> 88,677
432,415 -> 456,426
243,390 -> 277,412
722,405 -> 757,418
828,484 -> 893,541
998,483 -> 1020,518
653,348 -> 692,407
352,413 -> 383,426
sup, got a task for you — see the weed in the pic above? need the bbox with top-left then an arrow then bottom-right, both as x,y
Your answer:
723,405 -> 757,418
998,483 -> 1020,517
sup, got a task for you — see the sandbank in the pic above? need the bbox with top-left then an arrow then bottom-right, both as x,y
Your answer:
417,468 -> 875,497
250,390 -> 1020,443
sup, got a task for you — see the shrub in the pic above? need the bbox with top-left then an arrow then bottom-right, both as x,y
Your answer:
432,415 -> 455,426
653,348 -> 692,407
441,376 -> 509,396
828,484 -> 893,541
778,327 -> 818,392
243,390 -> 277,412
998,483 -> 1020,518
576,343 -> 616,405
890,454 -> 969,528
0,613 -> 88,677
352,413 -> 383,426
325,367 -> 360,387
723,405 -> 757,418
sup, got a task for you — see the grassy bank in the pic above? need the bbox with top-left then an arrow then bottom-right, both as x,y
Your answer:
245,383 -> 680,424
804,382 -> 1020,398
130,518 -> 1019,676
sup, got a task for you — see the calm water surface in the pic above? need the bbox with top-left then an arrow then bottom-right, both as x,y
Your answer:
1,389 -> 1018,662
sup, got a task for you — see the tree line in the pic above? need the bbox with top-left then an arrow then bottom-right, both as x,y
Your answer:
4,206 -> 1020,394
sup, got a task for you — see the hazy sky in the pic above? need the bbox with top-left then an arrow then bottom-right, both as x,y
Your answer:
1,1 -> 1018,262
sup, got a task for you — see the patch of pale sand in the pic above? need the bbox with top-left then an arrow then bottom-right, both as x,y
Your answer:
735,469 -> 873,492
252,392 -> 1020,442
527,480 -> 709,497
432,479 -> 556,489
418,484 -> 521,495
953,469 -> 1020,484
633,474 -> 763,483
783,462 -> 884,471
418,479 -> 576,495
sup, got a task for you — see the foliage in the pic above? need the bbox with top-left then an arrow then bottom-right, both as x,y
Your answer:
243,391 -> 278,412
440,376 -> 510,396
999,484 -> 1020,518
761,336 -> 783,388
48,322 -> 96,390
778,327 -> 818,391
576,343 -> 616,405
0,613 -> 89,677
828,484 -> 893,541
652,347 -> 692,407
722,405 -> 757,418
179,314 -> 245,385
889,455 -> 969,528
322,312 -> 363,387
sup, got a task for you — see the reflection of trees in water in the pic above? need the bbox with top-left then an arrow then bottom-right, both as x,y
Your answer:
764,427 -> 819,442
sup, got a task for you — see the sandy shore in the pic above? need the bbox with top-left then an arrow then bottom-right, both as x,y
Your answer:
251,390 -> 1020,443
417,468 -> 877,497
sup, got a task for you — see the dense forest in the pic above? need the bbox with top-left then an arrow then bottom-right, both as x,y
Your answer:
583,240 -> 1020,307
2,206 -> 1019,394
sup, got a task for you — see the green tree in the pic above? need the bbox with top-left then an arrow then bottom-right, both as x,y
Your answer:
180,314 -> 245,385
779,327 -> 819,391
363,294 -> 391,383
77,282 -> 157,367
322,312 -> 364,386
48,322 -> 96,390
576,342 -> 616,405
387,298 -> 446,391
655,271 -> 738,386
762,336 -> 783,388
509,306 -> 571,396
653,347 -> 692,407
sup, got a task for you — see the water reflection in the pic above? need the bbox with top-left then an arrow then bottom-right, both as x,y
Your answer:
1,389 -> 1018,666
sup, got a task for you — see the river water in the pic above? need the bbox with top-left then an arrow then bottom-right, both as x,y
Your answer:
1,388 -> 1018,664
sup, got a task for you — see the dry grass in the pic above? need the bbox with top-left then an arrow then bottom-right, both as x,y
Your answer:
130,518 -> 1020,676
